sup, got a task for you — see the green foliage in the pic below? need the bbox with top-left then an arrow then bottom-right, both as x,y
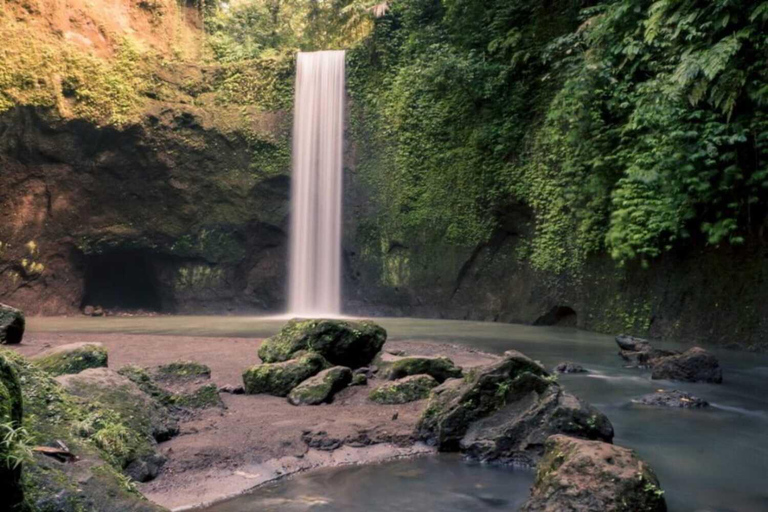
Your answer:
347,0 -> 768,272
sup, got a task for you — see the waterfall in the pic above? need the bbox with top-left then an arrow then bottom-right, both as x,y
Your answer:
288,50 -> 346,317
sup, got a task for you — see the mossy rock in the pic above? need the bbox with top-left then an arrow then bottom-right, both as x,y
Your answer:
118,364 -> 175,406
155,360 -> 211,382
383,356 -> 462,383
521,435 -> 667,512
288,366 -> 352,406
0,303 -> 25,345
33,342 -> 109,376
172,383 -> 223,409
0,353 -> 24,509
369,374 -> 439,404
0,349 -> 167,509
351,373 -> 368,386
243,352 -> 328,396
258,319 -> 387,368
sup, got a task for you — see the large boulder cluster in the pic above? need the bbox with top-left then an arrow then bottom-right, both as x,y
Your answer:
417,350 -> 614,465
616,335 -> 723,383
244,319 -> 387,404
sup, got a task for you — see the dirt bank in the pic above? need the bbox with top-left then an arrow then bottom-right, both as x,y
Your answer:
12,332 -> 498,510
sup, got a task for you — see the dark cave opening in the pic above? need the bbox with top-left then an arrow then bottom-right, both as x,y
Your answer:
533,306 -> 577,327
81,251 -> 163,312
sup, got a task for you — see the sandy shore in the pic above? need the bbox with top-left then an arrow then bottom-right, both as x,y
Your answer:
13,331 -> 498,510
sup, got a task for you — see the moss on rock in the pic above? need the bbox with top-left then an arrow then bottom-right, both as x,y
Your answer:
243,352 -> 328,396
287,366 -> 352,406
171,384 -> 223,409
369,374 -> 439,405
155,360 -> 211,382
383,356 -> 462,383
0,303 -> 25,345
258,318 -> 387,369
0,353 -> 24,510
33,342 -> 108,376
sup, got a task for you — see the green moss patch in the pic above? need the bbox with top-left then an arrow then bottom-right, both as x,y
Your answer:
369,374 -> 438,405
383,356 -> 462,383
33,343 -> 108,377
243,352 -> 328,396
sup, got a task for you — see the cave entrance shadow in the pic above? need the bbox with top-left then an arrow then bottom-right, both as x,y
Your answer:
533,306 -> 577,327
81,251 -> 163,312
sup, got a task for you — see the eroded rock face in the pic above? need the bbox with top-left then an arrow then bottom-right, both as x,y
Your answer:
651,347 -> 723,383
288,366 -> 352,406
33,342 -> 108,376
633,389 -> 709,409
369,374 -> 439,404
0,353 -> 24,509
521,435 -> 667,512
0,303 -> 25,345
258,319 -> 387,368
243,352 -> 328,396
418,350 -> 613,462
383,356 -> 462,383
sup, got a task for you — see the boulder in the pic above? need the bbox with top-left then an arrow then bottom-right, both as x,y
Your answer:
615,334 -> 652,352
242,352 -> 327,396
154,360 -> 211,382
633,389 -> 709,409
258,319 -> 386,368
350,373 -> 368,386
383,356 -> 462,383
0,353 -> 24,508
553,362 -> 587,374
418,350 -> 613,460
521,435 -> 667,512
619,347 -> 678,367
369,374 -> 439,404
56,368 -> 178,444
288,366 -> 352,405
0,303 -> 25,345
651,347 -> 723,383
56,368 -> 178,481
33,342 -> 108,376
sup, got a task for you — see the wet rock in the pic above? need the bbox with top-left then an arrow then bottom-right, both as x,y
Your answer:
615,334 -> 652,352
651,347 -> 723,383
351,373 -> 368,386
633,389 -> 709,408
370,374 -> 439,404
0,303 -> 25,345
619,347 -> 679,368
258,318 -> 386,368
521,435 -> 667,512
553,362 -> 587,374
0,353 -> 24,508
33,342 -> 108,376
288,366 -> 353,406
418,350 -> 613,461
242,352 -> 328,396
383,356 -> 463,383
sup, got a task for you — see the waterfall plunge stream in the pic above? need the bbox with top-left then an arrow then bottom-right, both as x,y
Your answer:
288,51 -> 345,316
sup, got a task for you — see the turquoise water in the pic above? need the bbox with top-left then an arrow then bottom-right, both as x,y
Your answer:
29,316 -> 768,512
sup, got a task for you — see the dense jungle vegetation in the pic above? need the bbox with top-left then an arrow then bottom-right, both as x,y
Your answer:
208,0 -> 768,272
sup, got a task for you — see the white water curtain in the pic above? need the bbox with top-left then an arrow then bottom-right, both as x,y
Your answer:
288,50 -> 345,316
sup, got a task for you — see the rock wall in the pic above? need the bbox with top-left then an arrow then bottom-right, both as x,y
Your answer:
0,105 -> 290,314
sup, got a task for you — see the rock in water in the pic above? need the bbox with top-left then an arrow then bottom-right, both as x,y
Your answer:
369,374 -> 439,404
615,334 -> 652,352
258,319 -> 386,368
243,352 -> 328,396
288,366 -> 352,405
553,362 -> 587,374
633,390 -> 709,408
418,350 -> 613,462
33,342 -> 109,376
0,353 -> 24,508
0,303 -> 25,345
651,347 -> 723,383
521,435 -> 667,512
383,356 -> 462,382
